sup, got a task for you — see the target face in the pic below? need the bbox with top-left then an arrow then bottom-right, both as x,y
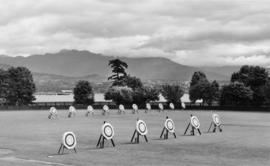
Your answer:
169,103 -> 175,110
69,106 -> 76,113
190,116 -> 200,129
158,103 -> 164,110
102,123 -> 114,140
87,105 -> 93,112
103,105 -> 109,112
165,119 -> 175,132
212,114 -> 221,126
62,132 -> 77,149
146,103 -> 151,110
119,104 -> 125,111
50,107 -> 57,114
132,104 -> 138,110
181,102 -> 186,109
136,120 -> 148,135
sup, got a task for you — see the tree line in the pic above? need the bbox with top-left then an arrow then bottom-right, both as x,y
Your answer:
74,59 -> 185,107
189,65 -> 270,106
74,59 -> 270,108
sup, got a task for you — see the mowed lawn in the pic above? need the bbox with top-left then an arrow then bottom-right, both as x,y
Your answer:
0,109 -> 269,166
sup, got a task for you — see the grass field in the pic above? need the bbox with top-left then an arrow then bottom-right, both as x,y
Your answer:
0,109 -> 269,166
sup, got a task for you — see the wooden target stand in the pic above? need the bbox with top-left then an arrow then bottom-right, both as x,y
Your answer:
184,115 -> 202,136
160,116 -> 176,139
131,119 -> 148,143
58,132 -> 77,155
207,114 -> 223,133
96,121 -> 115,148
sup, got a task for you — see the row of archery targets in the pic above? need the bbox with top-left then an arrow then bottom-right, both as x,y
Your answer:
48,102 -> 180,119
53,104 -> 223,155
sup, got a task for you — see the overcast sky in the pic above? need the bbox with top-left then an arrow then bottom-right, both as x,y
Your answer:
1,0 -> 270,67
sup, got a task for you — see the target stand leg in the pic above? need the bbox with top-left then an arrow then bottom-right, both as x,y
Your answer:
96,134 -> 103,148
213,124 -> 217,133
160,127 -> 165,139
197,129 -> 202,135
58,144 -> 64,154
218,126 -> 223,132
131,130 -> 137,143
74,147 -> 77,153
184,123 -> 191,135
136,132 -> 140,143
144,135 -> 148,142
191,127 -> 195,136
207,122 -> 213,133
173,132 -> 177,138
111,139 -> 115,147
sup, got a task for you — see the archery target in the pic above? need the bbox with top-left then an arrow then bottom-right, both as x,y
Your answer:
102,123 -> 114,140
132,104 -> 138,110
169,103 -> 175,110
50,107 -> 57,114
103,105 -> 109,112
190,116 -> 200,129
69,106 -> 76,113
146,103 -> 151,110
181,102 -> 186,109
212,114 -> 221,126
62,132 -> 77,150
158,103 -> 164,110
165,119 -> 175,132
87,105 -> 94,112
119,104 -> 125,111
136,120 -> 148,135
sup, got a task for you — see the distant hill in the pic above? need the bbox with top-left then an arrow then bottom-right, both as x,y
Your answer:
0,49 -> 230,82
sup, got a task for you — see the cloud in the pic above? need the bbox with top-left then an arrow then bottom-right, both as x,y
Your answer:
0,0 -> 270,67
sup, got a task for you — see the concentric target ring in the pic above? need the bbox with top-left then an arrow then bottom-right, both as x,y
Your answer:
69,106 -> 76,113
181,102 -> 186,109
169,103 -> 175,110
87,105 -> 93,112
190,116 -> 200,129
119,104 -> 125,111
62,132 -> 77,149
102,123 -> 114,140
212,114 -> 221,126
103,105 -> 109,112
132,104 -> 138,110
136,120 -> 148,135
159,103 -> 164,110
146,103 -> 151,110
165,119 -> 175,132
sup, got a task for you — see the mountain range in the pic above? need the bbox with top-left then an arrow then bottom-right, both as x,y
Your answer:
0,49 -> 264,92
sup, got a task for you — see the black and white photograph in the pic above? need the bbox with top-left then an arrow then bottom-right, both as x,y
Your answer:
0,0 -> 269,165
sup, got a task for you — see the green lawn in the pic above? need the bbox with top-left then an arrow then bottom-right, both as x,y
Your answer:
0,109 -> 269,166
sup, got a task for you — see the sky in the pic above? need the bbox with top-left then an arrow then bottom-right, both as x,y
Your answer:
0,0 -> 270,67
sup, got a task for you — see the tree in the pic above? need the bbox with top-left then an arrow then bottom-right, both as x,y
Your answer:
161,84 -> 184,104
190,71 -> 208,87
6,67 -> 36,105
112,75 -> 143,90
189,71 -> 209,103
105,86 -> 133,105
73,80 -> 94,105
220,82 -> 253,106
231,65 -> 269,105
264,80 -> 270,104
108,59 -> 128,82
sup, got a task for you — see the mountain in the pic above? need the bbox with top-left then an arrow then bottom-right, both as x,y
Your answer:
0,49 -> 230,82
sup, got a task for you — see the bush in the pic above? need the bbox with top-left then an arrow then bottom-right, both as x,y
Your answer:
73,80 -> 94,105
105,86 -> 133,105
133,86 -> 159,105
